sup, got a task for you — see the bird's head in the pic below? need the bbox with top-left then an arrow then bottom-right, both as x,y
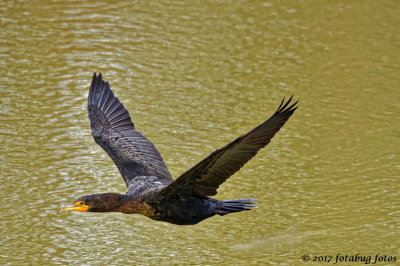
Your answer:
58,193 -> 127,213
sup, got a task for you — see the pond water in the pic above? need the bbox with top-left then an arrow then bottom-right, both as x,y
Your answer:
1,1 -> 399,265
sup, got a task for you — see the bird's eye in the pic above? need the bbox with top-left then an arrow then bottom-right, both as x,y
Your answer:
80,201 -> 85,205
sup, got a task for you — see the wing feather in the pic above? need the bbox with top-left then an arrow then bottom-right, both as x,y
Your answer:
160,96 -> 298,198
88,73 -> 173,190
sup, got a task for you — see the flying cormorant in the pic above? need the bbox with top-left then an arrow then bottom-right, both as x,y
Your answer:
59,73 -> 298,225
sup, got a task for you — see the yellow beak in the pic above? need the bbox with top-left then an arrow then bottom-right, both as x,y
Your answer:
58,203 -> 88,213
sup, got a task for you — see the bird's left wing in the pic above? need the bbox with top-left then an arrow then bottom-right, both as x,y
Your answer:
159,97 -> 298,199
88,73 -> 173,189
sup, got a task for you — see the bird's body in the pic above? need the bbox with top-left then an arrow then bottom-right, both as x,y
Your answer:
59,73 -> 298,225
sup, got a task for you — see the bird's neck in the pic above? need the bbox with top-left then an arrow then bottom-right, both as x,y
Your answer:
91,193 -> 158,218
89,193 -> 129,212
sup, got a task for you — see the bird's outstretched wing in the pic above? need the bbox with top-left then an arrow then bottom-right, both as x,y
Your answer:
160,97 -> 298,199
88,73 -> 173,190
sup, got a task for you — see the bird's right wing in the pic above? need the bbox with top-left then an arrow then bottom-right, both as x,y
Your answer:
160,97 -> 298,199
88,73 -> 173,189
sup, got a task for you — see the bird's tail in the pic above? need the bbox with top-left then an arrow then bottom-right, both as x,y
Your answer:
215,198 -> 257,216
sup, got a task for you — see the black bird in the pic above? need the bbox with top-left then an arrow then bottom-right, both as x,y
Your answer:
59,73 -> 298,225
